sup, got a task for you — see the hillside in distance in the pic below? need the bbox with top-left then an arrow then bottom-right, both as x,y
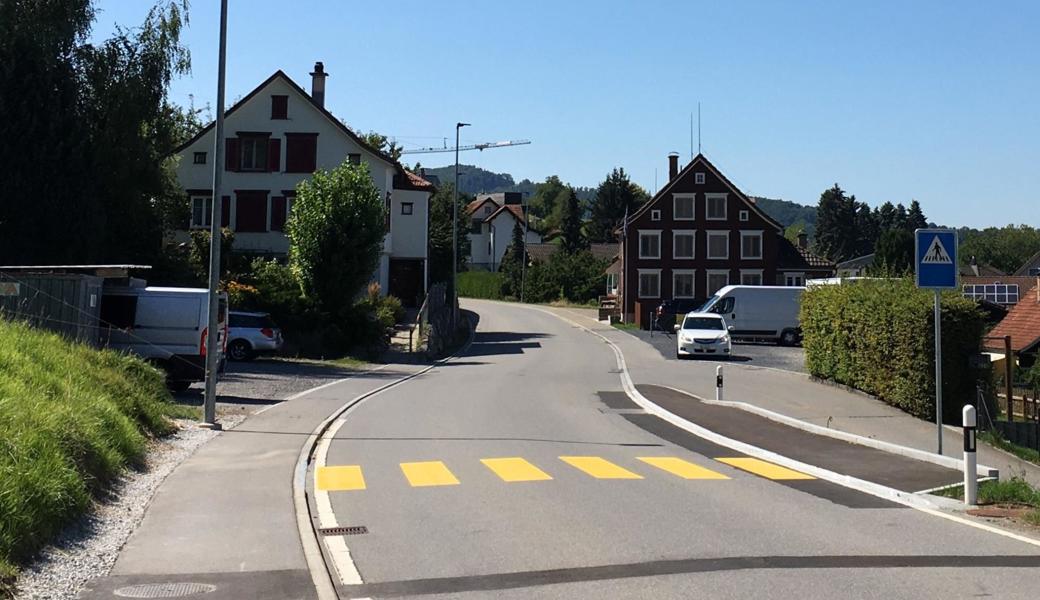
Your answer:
417,164 -> 595,202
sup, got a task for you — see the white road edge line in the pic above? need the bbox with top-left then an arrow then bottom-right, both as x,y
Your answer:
524,304 -> 1040,550
293,319 -> 478,599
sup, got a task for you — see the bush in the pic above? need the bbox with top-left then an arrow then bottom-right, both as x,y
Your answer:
520,250 -> 608,304
287,162 -> 384,314
0,320 -> 184,582
458,271 -> 504,300
801,278 -> 988,422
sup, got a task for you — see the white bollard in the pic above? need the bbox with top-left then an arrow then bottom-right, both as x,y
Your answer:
963,404 -> 977,506
716,365 -> 724,402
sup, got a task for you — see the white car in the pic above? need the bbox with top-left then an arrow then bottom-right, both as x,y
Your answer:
674,312 -> 732,359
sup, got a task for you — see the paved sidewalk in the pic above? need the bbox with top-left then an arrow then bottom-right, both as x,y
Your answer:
79,362 -> 428,600
551,306 -> 1040,489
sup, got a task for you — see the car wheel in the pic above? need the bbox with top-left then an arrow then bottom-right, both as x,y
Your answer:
228,339 -> 253,361
779,329 -> 799,347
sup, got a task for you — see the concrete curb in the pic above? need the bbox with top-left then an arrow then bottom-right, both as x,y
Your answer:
292,315 -> 478,598
496,302 -> 1040,549
692,393 -> 1000,479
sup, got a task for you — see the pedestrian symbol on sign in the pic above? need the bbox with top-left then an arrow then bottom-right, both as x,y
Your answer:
921,236 -> 953,264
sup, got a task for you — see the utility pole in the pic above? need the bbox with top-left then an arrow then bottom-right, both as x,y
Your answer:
201,0 -> 228,430
452,122 -> 470,327
520,191 -> 530,302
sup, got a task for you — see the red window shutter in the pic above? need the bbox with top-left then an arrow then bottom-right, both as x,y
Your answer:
220,196 -> 231,227
225,138 -> 239,171
235,192 -> 269,233
271,196 -> 287,231
267,138 -> 281,172
303,136 -> 317,172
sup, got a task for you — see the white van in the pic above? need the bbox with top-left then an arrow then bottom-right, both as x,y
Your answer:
699,285 -> 804,346
99,287 -> 227,391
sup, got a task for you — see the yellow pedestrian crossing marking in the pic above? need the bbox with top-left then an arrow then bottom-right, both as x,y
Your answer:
481,457 -> 553,482
316,465 -> 366,491
715,457 -> 815,480
316,455 -> 817,491
559,456 -> 643,479
637,456 -> 729,480
400,461 -> 461,487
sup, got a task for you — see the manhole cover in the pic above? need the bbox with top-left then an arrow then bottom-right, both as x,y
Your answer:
113,582 -> 217,598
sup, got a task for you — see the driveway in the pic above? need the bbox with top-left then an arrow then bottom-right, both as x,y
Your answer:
173,357 -> 360,419
619,326 -> 807,373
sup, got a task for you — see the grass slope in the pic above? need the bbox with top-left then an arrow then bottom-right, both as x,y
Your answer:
0,319 -> 191,591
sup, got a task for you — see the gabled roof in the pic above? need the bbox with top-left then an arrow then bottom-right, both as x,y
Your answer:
621,153 -> 784,233
465,197 -> 500,216
837,253 -> 876,270
1014,250 -> 1040,276
174,69 -> 397,168
394,170 -> 436,192
777,238 -> 835,271
984,285 -> 1040,353
960,260 -> 1005,277
484,204 -> 525,224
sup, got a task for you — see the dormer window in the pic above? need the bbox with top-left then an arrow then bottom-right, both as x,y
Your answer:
271,95 -> 288,119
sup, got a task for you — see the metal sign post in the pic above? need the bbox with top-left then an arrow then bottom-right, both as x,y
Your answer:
915,228 -> 959,455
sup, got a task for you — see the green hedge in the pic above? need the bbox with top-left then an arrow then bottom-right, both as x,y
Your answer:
801,278 -> 988,423
458,271 -> 504,300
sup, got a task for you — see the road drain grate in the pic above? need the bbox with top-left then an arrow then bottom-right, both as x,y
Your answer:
113,583 -> 217,598
320,525 -> 368,536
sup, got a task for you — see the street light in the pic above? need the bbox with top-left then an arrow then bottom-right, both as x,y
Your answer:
201,0 -> 229,430
452,122 -> 470,325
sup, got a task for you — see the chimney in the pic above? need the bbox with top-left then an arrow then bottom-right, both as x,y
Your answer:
310,61 -> 328,107
668,152 -> 680,180
797,231 -> 808,249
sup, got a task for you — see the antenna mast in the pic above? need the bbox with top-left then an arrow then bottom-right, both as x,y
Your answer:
697,102 -> 702,154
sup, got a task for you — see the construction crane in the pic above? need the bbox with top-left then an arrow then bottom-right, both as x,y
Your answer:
399,139 -> 531,155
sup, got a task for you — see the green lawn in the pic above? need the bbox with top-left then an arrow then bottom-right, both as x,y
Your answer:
0,319 -> 188,591
458,271 -> 505,300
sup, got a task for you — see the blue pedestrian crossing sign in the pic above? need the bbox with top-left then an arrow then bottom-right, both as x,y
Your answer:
915,229 -> 958,289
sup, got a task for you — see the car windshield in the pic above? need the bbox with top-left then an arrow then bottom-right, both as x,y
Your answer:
699,296 -> 720,312
682,317 -> 724,331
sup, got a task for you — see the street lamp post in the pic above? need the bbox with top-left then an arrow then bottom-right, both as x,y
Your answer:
201,0 -> 229,430
452,122 -> 470,326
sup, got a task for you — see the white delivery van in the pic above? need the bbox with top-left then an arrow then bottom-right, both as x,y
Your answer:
99,287 -> 227,391
699,285 -> 804,345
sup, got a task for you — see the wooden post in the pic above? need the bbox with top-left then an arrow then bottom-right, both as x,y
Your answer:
1004,335 -> 1014,422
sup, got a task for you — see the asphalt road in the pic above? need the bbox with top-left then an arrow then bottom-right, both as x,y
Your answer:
621,326 -> 807,373
319,299 -> 1040,599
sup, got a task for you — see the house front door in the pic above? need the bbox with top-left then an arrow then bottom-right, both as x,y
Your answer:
388,258 -> 425,307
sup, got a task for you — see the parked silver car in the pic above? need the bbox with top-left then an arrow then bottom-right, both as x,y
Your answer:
227,311 -> 283,361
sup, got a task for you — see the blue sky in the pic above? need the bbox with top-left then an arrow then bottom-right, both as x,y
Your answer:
92,0 -> 1038,227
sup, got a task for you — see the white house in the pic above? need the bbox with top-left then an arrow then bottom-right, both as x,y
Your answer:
465,193 -> 541,271
173,62 -> 434,305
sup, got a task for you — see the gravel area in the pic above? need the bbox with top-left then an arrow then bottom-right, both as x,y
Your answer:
619,327 -> 807,373
11,357 -> 358,600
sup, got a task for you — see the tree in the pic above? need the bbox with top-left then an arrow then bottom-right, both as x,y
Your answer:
813,184 -> 858,262
588,168 -> 649,243
427,182 -> 472,286
906,200 -> 928,231
287,161 -> 385,313
875,202 -> 898,231
872,228 -> 914,274
528,176 -> 569,231
0,0 -> 192,264
359,131 -> 403,161
500,220 -> 526,298
960,224 -> 1040,273
559,188 -> 588,254
894,203 -> 909,230
854,202 -> 879,257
